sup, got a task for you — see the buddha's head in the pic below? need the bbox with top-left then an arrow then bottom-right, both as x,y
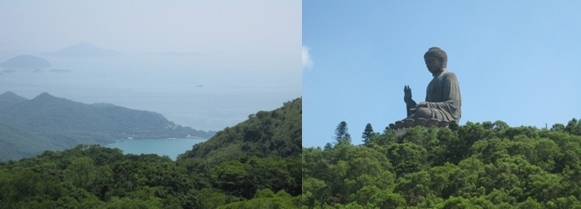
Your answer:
424,47 -> 447,74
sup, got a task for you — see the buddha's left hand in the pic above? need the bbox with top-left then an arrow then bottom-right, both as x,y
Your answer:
416,102 -> 427,108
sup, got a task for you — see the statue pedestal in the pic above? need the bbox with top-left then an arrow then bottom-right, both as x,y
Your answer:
388,118 -> 450,136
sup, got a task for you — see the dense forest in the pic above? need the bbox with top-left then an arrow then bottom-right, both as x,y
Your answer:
303,118 -> 581,208
179,98 -> 302,165
0,91 -> 215,161
0,98 -> 301,208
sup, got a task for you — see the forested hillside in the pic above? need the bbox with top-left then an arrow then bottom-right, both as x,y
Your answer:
0,91 -> 215,161
0,123 -> 62,162
179,97 -> 301,165
0,98 -> 302,208
177,97 -> 302,206
303,119 -> 581,208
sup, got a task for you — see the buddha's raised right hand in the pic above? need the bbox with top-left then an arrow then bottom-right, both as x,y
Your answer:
404,85 -> 417,117
404,85 -> 413,103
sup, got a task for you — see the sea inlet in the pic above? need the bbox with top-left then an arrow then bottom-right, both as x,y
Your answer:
104,138 -> 207,160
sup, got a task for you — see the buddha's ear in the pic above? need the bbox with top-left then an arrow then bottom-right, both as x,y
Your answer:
441,57 -> 447,68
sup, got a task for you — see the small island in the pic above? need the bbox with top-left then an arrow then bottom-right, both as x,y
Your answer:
0,54 -> 52,69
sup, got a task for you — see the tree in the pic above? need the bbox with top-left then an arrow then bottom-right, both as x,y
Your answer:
362,123 -> 374,144
64,156 -> 97,190
565,118 -> 581,136
197,188 -> 226,209
335,121 -> 351,143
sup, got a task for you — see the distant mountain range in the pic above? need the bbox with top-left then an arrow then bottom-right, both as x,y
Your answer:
0,54 -> 52,69
42,42 -> 123,57
0,91 -> 215,161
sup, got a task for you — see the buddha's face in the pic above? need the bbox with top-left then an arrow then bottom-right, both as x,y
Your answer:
424,56 -> 441,73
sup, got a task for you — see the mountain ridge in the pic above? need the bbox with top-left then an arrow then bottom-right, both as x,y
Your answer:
0,91 -> 215,161
0,91 -> 28,110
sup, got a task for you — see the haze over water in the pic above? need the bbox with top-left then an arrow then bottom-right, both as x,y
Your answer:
0,59 -> 299,132
104,138 -> 207,160
0,1 -> 301,132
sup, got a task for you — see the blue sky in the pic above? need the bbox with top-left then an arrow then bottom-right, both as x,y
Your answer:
303,1 -> 581,148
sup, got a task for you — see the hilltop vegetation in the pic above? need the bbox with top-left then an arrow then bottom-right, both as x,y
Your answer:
0,91 -> 215,161
303,118 -> 581,208
177,97 -> 302,206
179,98 -> 301,165
0,98 -> 302,208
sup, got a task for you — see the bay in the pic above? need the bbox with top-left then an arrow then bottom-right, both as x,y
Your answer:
0,67 -> 300,132
104,138 -> 207,160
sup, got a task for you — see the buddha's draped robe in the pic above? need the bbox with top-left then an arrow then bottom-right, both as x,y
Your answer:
413,69 -> 461,122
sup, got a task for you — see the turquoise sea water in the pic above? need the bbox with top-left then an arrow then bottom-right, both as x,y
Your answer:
104,138 -> 207,160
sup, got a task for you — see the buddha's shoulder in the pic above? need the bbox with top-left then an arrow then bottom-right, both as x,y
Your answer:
442,70 -> 458,79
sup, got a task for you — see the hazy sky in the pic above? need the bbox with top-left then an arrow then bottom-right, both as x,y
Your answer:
0,1 -> 299,57
0,1 -> 301,79
303,1 -> 581,147
0,1 -> 301,132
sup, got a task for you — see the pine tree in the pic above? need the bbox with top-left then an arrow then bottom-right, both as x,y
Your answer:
334,121 -> 351,143
362,123 -> 374,144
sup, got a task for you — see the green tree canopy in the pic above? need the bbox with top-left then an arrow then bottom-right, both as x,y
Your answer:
302,118 -> 581,208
